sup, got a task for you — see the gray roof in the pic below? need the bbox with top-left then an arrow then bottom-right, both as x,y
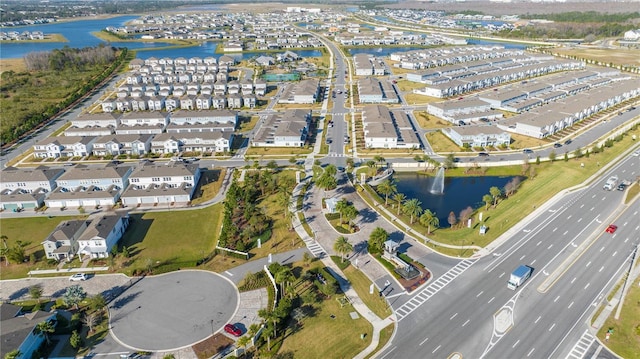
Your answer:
36,136 -> 94,146
129,161 -> 200,179
1,166 -> 64,183
57,164 -> 132,181
43,219 -> 87,243
1,303 -> 55,359
78,212 -> 127,241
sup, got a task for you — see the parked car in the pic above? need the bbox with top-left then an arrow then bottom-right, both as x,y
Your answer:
69,273 -> 87,281
605,224 -> 618,234
522,149 -> 533,154
224,323 -> 242,337
633,149 -> 640,157
478,152 -> 489,157
564,139 -> 573,145
553,143 -> 562,148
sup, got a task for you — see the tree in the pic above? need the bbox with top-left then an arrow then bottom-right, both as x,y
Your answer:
70,330 -> 82,349
346,157 -> 355,169
489,186 -> 502,207
483,194 -> 493,210
274,266 -> 294,298
35,320 -> 55,345
392,193 -> 406,215
237,335 -> 251,358
6,240 -> 26,264
302,252 -> 313,267
459,206 -> 473,226
325,164 -> 337,176
564,152 -> 569,162
373,155 -> 386,168
4,350 -> 20,359
83,311 -> 100,333
376,179 -> 396,206
1,235 -> 8,266
443,153 -> 456,169
549,150 -> 557,162
335,199 -> 349,224
63,285 -> 86,310
368,227 -> 388,254
258,308 -> 279,339
447,211 -> 457,228
29,284 -> 43,310
403,198 -> 423,224
419,209 -> 439,235
87,294 -> 106,313
343,205 -> 359,228
121,245 -> 130,258
365,160 -> 377,175
334,236 -> 353,263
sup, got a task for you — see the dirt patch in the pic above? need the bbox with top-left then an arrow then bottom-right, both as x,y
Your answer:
192,333 -> 235,359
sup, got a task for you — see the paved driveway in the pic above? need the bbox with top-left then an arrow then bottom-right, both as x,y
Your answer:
109,270 -> 238,351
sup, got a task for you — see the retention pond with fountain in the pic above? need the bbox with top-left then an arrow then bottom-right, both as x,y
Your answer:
393,172 -> 524,224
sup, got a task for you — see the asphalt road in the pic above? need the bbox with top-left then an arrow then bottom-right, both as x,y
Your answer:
380,153 -> 639,358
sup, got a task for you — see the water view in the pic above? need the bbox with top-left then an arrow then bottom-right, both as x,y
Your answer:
394,172 -> 523,224
0,15 -> 323,61
347,46 -> 431,57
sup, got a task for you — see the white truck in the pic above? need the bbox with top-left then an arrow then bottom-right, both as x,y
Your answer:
507,265 -> 533,290
603,176 -> 618,190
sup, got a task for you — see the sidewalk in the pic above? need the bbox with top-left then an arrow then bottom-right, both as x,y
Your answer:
291,176 -> 396,358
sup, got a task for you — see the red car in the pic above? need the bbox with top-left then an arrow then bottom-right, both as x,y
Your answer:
605,225 -> 618,234
224,323 -> 242,337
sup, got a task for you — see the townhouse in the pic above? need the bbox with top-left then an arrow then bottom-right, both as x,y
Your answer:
0,166 -> 65,211
120,161 -> 202,207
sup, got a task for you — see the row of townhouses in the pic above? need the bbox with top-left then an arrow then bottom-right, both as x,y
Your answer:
362,105 -> 421,149
1,161 -> 202,211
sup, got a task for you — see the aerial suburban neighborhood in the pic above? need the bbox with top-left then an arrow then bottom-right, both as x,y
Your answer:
1,1 -> 640,359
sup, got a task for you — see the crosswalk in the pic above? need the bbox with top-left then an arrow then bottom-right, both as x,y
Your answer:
395,259 -> 477,321
565,330 -> 595,359
302,236 -> 326,258
328,153 -> 347,157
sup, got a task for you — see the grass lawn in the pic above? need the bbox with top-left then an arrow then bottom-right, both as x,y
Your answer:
365,323 -> 395,359
552,47 -> 640,68
245,146 -> 313,156
426,130 -> 460,153
117,204 -> 221,275
625,182 -> 639,204
0,215 -> 86,279
238,114 -> 260,132
414,112 -> 452,130
277,290 -> 373,359
0,58 -> 27,73
597,281 -> 640,359
190,169 -> 225,205
343,265 -> 392,319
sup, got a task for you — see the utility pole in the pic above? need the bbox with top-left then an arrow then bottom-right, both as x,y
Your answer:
615,244 -> 640,320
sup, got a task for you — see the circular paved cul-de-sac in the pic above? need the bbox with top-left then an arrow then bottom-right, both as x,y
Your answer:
109,270 -> 238,351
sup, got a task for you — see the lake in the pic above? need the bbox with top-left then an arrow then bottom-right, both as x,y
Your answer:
0,15 -> 323,61
393,172 -> 523,224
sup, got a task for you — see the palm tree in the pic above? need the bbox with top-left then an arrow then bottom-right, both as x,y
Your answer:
275,266 -> 295,298
377,179 -> 396,206
373,155 -> 386,168
482,194 -> 493,210
419,209 -> 439,235
490,186 -> 502,207
365,160 -> 377,175
5,350 -> 20,359
335,199 -> 349,224
334,236 -> 353,263
392,193 -> 406,215
29,284 -> 43,308
403,198 -> 423,224
237,335 -> 251,358
343,205 -> 359,229
368,227 -> 389,254
324,164 -> 337,176
35,320 -> 55,345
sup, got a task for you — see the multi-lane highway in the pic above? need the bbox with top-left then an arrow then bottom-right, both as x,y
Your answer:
381,152 -> 639,358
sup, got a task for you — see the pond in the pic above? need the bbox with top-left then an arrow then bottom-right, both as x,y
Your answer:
393,172 -> 524,225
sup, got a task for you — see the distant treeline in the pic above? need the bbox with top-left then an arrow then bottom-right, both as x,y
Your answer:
520,11 -> 640,23
24,45 -> 117,71
498,22 -> 636,40
0,46 -> 127,146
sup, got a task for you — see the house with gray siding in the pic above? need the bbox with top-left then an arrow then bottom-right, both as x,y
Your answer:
120,161 -> 201,207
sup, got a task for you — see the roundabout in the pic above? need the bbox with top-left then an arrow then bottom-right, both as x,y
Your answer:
109,270 -> 238,351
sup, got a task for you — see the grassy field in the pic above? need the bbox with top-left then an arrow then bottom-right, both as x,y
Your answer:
245,146 -> 313,156
552,47 -> 640,68
0,215 -> 86,279
414,111 -> 452,130
277,263 -> 373,359
343,265 -> 392,319
0,58 -> 27,73
597,280 -> 640,359
365,324 -> 394,359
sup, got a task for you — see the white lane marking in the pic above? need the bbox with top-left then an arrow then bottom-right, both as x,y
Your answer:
527,348 -> 536,357
571,277 -> 577,284
577,218 -> 582,223
548,244 -> 554,249
462,319 -> 470,327
600,246 -> 605,252
535,316 -> 541,324
549,323 -> 556,332
567,215 -> 572,219
563,230 -> 569,235
586,261 -> 591,268
553,227 -> 558,232
531,259 -> 537,265
477,291 -> 484,298
625,237 -> 629,243
590,207 -> 595,211
225,271 -> 234,276
568,301 -> 574,309
419,337 -> 429,346
554,295 -> 560,303
512,339 -> 520,348
599,266 -> 604,272
579,204 -> 584,209
520,255 -> 526,260
585,283 -> 590,290
537,241 -> 542,246
432,345 -> 441,354
613,251 -> 618,257
450,313 -> 458,320
488,297 -> 495,304
499,272 -> 505,278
